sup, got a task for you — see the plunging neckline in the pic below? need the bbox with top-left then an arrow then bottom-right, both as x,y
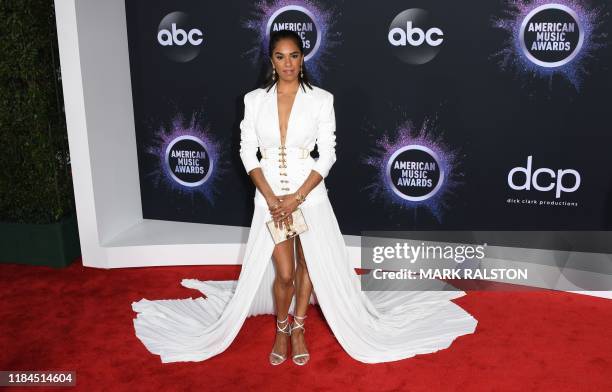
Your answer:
275,84 -> 300,147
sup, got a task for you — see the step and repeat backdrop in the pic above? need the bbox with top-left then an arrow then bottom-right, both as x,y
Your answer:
125,0 -> 612,239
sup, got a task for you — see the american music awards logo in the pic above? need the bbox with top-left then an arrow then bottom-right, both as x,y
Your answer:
362,117 -> 462,222
145,113 -> 224,204
492,0 -> 608,89
242,0 -> 342,82
165,135 -> 212,187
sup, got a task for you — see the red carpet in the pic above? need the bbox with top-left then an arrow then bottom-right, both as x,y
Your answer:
1,258 -> 611,392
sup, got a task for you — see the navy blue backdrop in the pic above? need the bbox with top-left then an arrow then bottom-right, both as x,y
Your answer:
125,0 -> 612,248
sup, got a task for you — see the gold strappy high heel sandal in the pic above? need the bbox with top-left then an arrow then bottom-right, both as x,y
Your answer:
269,316 -> 291,366
290,315 -> 310,366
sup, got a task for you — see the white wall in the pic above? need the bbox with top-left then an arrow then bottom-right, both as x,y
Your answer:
54,0 -> 259,269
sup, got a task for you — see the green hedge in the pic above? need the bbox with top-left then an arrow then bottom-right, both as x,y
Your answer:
0,1 -> 74,224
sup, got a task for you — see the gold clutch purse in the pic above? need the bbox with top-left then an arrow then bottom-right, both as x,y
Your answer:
266,208 -> 308,244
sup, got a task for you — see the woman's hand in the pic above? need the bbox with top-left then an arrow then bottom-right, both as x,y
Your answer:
268,193 -> 300,230
265,195 -> 286,229
266,195 -> 281,214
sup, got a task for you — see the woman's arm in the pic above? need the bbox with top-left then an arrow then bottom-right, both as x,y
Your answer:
247,167 -> 278,206
310,92 -> 337,180
296,92 -> 337,198
239,93 -> 282,217
238,92 -> 262,174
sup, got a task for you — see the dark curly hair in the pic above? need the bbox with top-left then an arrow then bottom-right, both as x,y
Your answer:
262,30 -> 313,93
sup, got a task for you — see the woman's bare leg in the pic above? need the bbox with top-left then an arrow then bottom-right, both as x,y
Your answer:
291,235 -> 311,364
270,237 -> 295,363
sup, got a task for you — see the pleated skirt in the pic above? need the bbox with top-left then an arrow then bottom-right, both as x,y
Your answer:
132,194 -> 478,363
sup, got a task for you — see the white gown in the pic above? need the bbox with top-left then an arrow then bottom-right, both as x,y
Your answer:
131,84 -> 478,363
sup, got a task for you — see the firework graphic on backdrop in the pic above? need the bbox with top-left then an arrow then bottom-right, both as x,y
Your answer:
362,117 -> 463,223
242,0 -> 342,82
145,113 -> 225,206
492,0 -> 608,89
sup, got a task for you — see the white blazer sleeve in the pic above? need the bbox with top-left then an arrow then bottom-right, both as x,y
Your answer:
312,93 -> 337,179
239,92 -> 261,174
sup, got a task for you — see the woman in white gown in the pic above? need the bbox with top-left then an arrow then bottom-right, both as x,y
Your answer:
132,30 -> 478,365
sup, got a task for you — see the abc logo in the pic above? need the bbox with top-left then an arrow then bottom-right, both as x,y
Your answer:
507,156 -> 581,199
389,21 -> 443,47
157,24 -> 203,46
157,11 -> 203,63
388,9 -> 444,65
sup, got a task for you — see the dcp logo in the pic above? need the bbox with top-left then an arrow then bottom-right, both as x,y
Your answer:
388,9 -> 444,65
157,11 -> 203,63
507,156 -> 581,199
